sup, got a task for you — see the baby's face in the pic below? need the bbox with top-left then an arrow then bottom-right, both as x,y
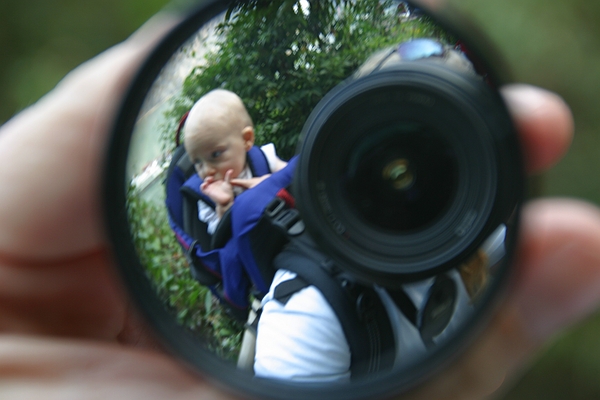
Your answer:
187,126 -> 252,181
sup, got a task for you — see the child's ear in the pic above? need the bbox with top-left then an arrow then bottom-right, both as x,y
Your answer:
242,126 -> 255,150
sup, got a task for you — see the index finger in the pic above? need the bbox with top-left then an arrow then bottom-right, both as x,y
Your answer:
501,84 -> 574,175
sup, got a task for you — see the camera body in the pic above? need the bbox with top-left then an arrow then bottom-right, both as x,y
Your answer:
295,40 -> 523,287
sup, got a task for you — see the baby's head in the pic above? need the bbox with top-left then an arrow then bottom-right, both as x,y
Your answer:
184,89 -> 255,180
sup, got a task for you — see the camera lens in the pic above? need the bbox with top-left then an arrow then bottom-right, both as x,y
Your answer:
294,62 -> 513,285
345,121 -> 458,232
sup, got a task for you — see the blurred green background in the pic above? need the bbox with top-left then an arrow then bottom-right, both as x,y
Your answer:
1,0 -> 599,398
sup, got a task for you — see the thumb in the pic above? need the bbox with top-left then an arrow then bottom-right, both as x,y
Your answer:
0,13 -> 181,261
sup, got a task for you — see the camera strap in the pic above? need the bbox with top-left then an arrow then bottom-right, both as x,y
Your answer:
273,235 -> 395,379
387,275 -> 458,349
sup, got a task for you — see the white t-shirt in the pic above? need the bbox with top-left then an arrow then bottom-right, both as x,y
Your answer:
198,143 -> 282,234
254,269 -> 351,382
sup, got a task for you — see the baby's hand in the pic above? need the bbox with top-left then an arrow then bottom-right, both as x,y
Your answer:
230,174 -> 271,190
200,170 -> 234,208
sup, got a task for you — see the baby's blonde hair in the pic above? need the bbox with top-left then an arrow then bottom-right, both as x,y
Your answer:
184,89 -> 253,151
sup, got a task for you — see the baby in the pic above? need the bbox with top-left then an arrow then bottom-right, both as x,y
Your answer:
183,89 -> 287,234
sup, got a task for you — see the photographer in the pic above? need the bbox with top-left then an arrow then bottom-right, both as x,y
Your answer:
253,40 -> 516,381
1,12 -> 597,400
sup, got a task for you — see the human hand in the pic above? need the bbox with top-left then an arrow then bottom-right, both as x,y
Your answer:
401,85 -> 588,400
201,170 -> 235,216
0,14 -> 239,400
0,9 -> 598,400
230,174 -> 271,190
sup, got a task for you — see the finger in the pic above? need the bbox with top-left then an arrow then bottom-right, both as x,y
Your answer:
201,177 -> 213,191
0,336 -> 240,400
229,179 -> 250,189
509,199 -> 600,341
501,84 -> 574,175
224,170 -> 233,184
403,199 -> 600,400
0,13 -> 181,345
0,14 -> 180,261
0,250 -> 126,340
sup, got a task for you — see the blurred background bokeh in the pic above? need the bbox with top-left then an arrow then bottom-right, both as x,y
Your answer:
1,0 -> 598,398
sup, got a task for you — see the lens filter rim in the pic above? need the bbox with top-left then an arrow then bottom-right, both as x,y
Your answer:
295,62 -> 512,285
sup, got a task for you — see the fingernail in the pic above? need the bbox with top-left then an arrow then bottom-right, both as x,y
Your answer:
501,84 -> 551,118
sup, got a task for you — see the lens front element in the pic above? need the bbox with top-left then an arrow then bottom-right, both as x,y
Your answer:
346,122 -> 458,233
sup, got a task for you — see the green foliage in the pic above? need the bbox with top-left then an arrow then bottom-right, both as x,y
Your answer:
163,0 -> 452,159
127,185 -> 242,361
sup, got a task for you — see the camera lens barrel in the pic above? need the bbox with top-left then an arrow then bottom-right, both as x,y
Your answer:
295,61 -> 522,286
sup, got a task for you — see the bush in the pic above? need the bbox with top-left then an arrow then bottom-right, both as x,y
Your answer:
162,0 -> 452,159
127,185 -> 243,360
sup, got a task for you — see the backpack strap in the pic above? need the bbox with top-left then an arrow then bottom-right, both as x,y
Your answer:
165,146 -> 192,233
165,146 -> 222,288
273,276 -> 309,305
273,235 -> 395,379
386,287 -> 418,327
175,146 -> 195,178
180,174 -> 215,245
387,275 -> 458,349
247,145 -> 271,175
165,146 -> 214,249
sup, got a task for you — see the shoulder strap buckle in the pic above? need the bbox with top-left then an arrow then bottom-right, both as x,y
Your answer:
264,197 -> 305,236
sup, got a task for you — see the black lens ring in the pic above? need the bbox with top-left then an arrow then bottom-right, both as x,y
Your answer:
332,78 -> 494,248
295,63 -> 507,284
103,1 -> 525,399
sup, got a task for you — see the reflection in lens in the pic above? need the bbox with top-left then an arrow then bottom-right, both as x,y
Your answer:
346,123 -> 458,232
382,158 -> 414,191
124,1 -> 468,367
107,0 -> 524,399
398,38 -> 445,61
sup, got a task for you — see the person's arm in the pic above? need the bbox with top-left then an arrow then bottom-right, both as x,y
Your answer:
260,142 -> 288,173
230,143 -> 287,189
230,174 -> 270,190
1,11 -> 598,400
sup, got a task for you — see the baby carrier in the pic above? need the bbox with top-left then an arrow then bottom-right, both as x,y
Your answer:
165,141 -> 273,316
